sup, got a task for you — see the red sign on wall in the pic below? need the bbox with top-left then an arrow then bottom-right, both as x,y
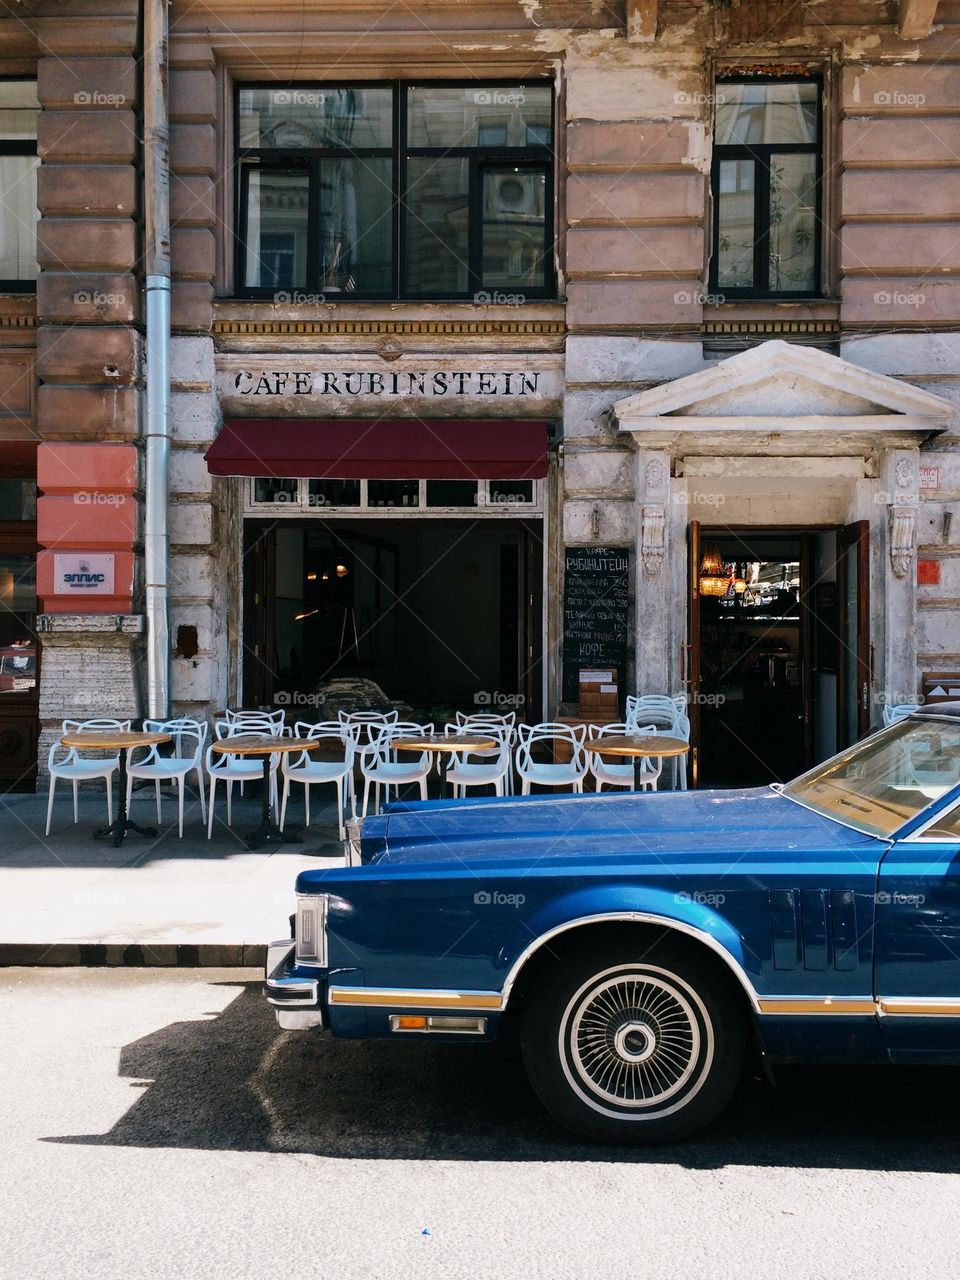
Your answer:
918,559 -> 941,586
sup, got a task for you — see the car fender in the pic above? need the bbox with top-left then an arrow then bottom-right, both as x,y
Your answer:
499,884 -> 760,1011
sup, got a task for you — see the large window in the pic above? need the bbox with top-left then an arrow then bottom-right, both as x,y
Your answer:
0,80 -> 38,290
711,78 -> 821,298
236,82 -> 554,300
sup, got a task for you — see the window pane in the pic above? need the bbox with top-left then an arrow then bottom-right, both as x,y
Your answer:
425,480 -> 477,506
243,169 -> 310,291
407,84 -> 552,148
404,157 -> 469,294
254,478 -> 298,505
368,480 -> 419,507
319,158 -> 392,294
0,80 -> 38,140
307,479 -> 360,508
716,158 -> 755,290
715,81 -> 818,146
490,481 -> 533,504
0,478 -> 35,520
0,553 -> 36,696
768,153 -> 817,292
238,86 -> 393,150
0,154 -> 37,281
481,167 -> 547,290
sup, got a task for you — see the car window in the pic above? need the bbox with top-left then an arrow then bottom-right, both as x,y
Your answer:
781,718 -> 960,838
915,800 -> 960,841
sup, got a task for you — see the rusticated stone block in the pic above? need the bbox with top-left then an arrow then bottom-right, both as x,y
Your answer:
171,227 -> 216,280
37,273 -> 139,324
169,67 -> 217,122
38,110 -> 138,163
38,56 -> 137,110
38,385 -> 139,440
37,164 -> 137,217
171,174 -> 216,227
38,326 -> 140,385
37,219 -> 137,272
171,281 -> 214,333
170,124 -> 217,176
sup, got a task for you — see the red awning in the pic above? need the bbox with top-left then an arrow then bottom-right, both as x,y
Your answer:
204,419 -> 549,481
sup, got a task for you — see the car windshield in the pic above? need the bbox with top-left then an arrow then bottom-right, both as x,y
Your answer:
781,716 -> 960,838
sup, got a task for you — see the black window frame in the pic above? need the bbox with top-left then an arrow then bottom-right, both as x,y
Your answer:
709,74 -> 823,301
0,76 -> 39,294
234,79 -> 556,302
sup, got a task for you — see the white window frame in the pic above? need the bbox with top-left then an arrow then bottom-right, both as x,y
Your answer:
243,476 -> 542,518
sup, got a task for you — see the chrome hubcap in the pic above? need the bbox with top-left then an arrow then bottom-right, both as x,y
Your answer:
567,972 -> 701,1109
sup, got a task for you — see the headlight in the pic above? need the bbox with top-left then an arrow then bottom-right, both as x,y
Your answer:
295,893 -> 328,966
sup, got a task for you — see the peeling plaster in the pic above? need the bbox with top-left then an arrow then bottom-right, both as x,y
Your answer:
519,0 -> 542,24
683,122 -> 710,175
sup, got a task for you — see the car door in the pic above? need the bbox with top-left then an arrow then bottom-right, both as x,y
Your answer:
875,795 -> 960,1062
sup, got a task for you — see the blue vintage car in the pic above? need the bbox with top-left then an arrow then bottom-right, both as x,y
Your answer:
266,705 -> 960,1143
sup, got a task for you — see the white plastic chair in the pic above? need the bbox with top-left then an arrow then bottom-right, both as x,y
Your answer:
626,696 -> 690,790
446,724 -> 513,798
359,722 -> 434,817
453,714 -> 518,793
588,722 -> 662,793
883,702 -> 922,727
515,723 -> 588,795
338,709 -> 399,747
279,722 -> 355,840
125,719 -> 207,837
206,726 -> 280,838
45,717 -> 132,836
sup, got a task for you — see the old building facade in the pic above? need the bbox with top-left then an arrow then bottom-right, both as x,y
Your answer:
0,0 -> 958,789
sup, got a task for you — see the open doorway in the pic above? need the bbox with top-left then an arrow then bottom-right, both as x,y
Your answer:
690,523 -> 870,788
243,518 -> 543,722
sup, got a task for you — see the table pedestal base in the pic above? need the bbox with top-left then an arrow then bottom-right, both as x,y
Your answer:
243,819 -> 301,851
93,817 -> 158,848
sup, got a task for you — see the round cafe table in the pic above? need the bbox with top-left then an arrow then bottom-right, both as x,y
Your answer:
584,733 -> 690,792
392,732 -> 498,791
211,734 -> 320,849
60,729 -> 171,848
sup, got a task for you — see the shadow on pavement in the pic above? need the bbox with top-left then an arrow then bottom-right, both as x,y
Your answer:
46,981 -> 960,1169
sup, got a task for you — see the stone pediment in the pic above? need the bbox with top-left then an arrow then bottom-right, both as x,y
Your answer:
614,340 -> 955,454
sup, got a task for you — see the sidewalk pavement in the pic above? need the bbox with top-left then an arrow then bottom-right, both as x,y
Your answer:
0,782 -> 347,965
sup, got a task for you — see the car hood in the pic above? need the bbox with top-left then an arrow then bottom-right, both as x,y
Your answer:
363,786 -> 878,869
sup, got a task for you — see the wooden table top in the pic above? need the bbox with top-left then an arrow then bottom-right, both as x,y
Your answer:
585,734 -> 690,759
392,733 -> 498,753
211,734 -> 319,757
60,730 -> 171,750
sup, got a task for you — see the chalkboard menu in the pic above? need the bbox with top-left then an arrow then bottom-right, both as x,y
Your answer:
562,546 -> 630,704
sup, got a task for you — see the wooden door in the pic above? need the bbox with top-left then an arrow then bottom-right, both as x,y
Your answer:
837,520 -> 872,745
0,526 -> 39,790
242,522 -> 277,709
519,522 -> 543,722
684,520 -> 702,787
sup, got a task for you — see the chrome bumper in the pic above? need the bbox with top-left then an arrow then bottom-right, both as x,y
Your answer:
265,939 -> 325,1031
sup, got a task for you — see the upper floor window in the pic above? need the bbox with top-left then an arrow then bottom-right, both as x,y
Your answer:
236,82 -> 554,301
711,78 -> 821,298
0,80 -> 39,290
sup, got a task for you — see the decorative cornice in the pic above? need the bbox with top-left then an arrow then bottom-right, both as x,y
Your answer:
0,314 -> 38,329
704,319 -> 840,337
212,318 -> 565,338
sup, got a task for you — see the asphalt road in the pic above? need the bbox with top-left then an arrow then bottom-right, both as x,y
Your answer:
2,968 -> 960,1280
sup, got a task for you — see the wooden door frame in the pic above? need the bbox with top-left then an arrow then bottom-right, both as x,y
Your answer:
837,519 -> 872,744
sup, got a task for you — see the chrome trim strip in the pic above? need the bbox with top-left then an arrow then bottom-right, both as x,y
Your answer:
328,986 -> 502,1010
265,937 -> 320,1008
879,997 -> 960,1017
498,912 -> 763,1013
757,996 -> 878,1016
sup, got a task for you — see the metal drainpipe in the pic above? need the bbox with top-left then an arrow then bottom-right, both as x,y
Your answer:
143,0 -> 171,719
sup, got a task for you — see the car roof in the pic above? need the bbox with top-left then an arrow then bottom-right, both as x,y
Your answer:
913,702 -> 960,719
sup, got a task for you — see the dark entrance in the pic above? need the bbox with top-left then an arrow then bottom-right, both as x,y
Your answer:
0,469 -> 38,791
243,518 -> 543,722
688,523 -> 870,788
